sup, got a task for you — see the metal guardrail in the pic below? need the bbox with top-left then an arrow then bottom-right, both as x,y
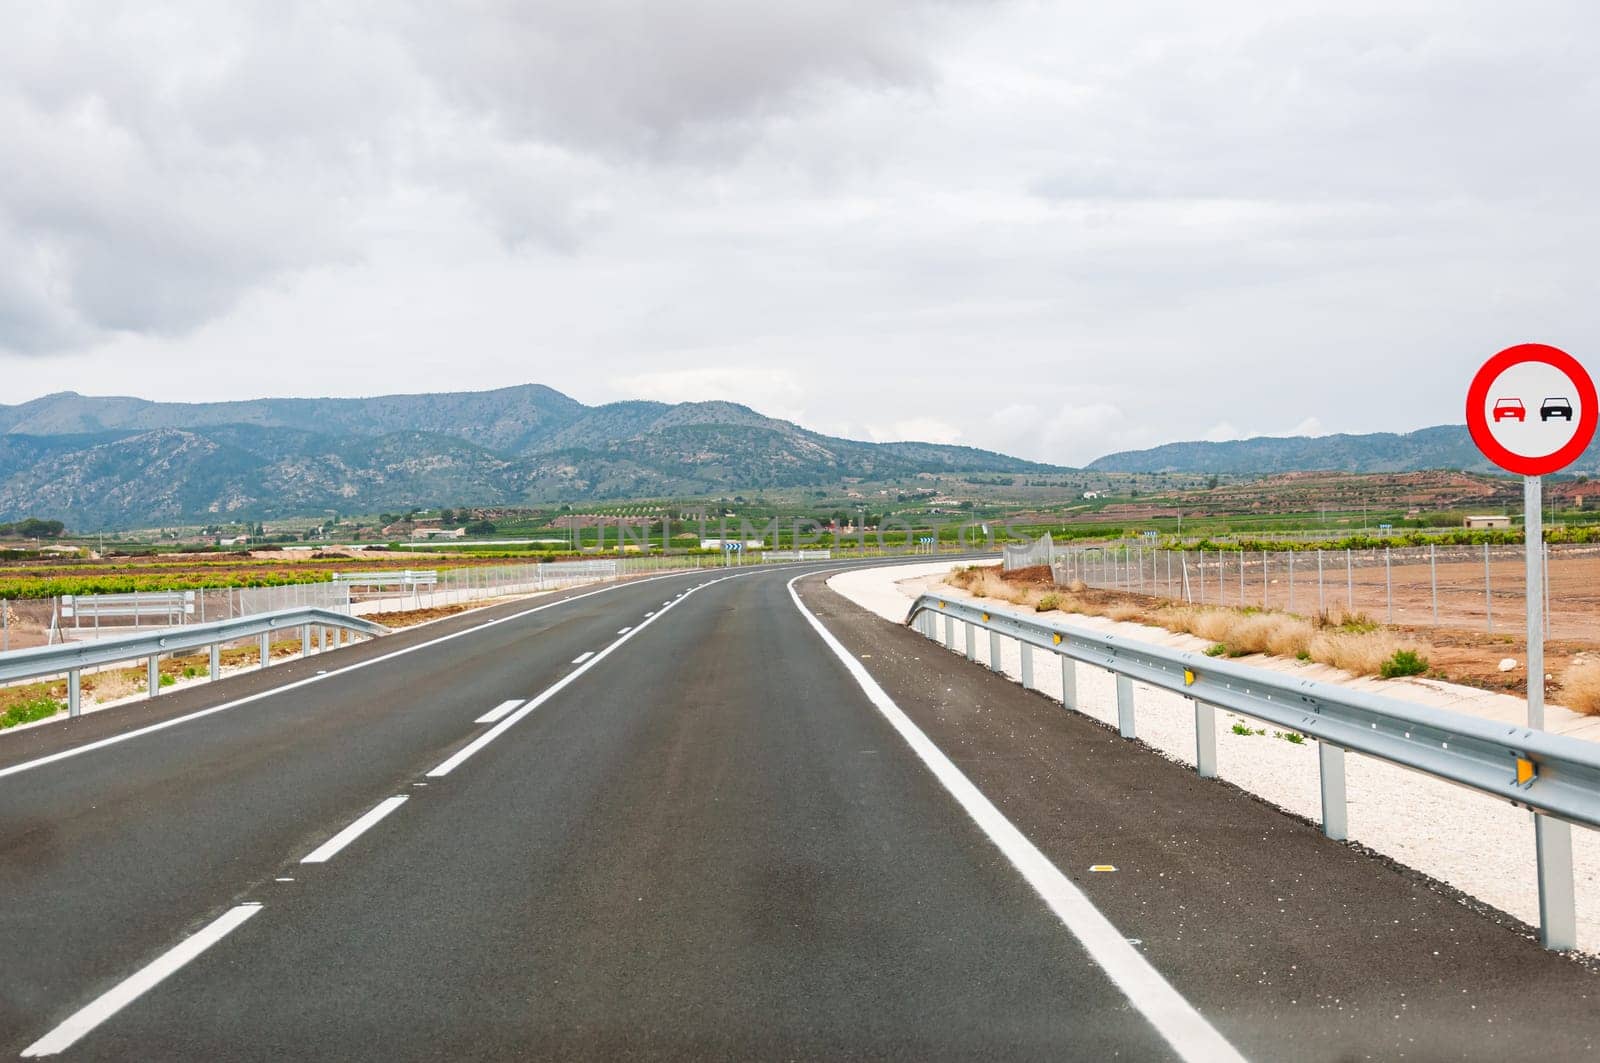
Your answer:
331,569 -> 438,587
0,608 -> 389,718
905,592 -> 1595,950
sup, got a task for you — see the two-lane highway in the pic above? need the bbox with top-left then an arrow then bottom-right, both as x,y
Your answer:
3,558 -> 1597,1060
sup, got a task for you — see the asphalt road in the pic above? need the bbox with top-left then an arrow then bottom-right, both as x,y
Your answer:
1,559 -> 1596,1060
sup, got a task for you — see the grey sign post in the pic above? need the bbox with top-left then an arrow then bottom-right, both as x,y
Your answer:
1466,342 -> 1596,951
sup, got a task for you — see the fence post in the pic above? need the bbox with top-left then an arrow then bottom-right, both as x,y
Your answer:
1288,551 -> 1295,612
1317,549 -> 1325,615
1239,550 -> 1245,603
1484,542 -> 1494,632
1193,699 -> 1216,778
1115,674 -> 1135,738
1020,641 -> 1033,689
1319,743 -> 1347,840
1,597 -> 6,653
1262,550 -> 1269,608
1346,548 -> 1354,611
1385,547 -> 1393,623
1430,544 -> 1438,624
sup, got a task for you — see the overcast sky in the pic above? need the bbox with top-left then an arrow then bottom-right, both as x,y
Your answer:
3,1 -> 1596,465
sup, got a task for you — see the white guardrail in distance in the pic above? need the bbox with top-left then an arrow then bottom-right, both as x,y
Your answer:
760,550 -> 833,562
904,591 -> 1597,951
331,570 -> 438,587
0,607 -> 390,719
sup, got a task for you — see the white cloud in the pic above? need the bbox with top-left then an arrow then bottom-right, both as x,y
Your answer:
5,0 -> 1598,469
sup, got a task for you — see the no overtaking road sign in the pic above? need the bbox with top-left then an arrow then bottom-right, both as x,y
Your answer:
1466,342 -> 1596,476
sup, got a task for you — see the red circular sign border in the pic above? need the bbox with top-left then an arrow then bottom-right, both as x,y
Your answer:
1466,343 -> 1598,476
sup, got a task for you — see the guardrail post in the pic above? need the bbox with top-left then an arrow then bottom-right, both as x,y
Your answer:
210,643 -> 221,681
943,615 -> 955,650
1536,815 -> 1577,950
147,655 -> 160,698
317,625 -> 327,653
1060,652 -> 1077,711
1020,642 -> 1033,689
301,625 -> 311,658
1318,743 -> 1347,840
964,622 -> 975,662
988,630 -> 1002,672
1193,699 -> 1216,778
1115,674 -> 1135,738
68,669 -> 81,717
259,633 -> 270,669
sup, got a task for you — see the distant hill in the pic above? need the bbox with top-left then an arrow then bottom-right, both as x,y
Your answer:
1087,425 -> 1600,476
0,386 -> 1057,529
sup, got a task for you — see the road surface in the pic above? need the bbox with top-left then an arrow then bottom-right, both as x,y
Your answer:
1,559 -> 1595,1060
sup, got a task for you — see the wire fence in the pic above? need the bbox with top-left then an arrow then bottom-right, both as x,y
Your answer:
0,555 -> 712,653
1033,542 -> 1600,642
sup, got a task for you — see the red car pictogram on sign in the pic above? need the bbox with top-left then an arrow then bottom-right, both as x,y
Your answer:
1493,397 -> 1525,422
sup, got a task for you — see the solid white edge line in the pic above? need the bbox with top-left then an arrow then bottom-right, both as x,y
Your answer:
474,699 -> 524,724
425,579 -> 717,778
785,573 -> 1247,1063
571,652 -> 594,665
21,903 -> 263,1057
0,569 -> 696,783
300,795 -> 409,864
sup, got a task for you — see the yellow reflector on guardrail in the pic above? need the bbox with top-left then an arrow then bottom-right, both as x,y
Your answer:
1517,758 -> 1537,786
1052,633 -> 1062,645
1184,669 -> 1197,686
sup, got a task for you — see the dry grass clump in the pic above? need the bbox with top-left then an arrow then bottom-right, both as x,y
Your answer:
1560,659 -> 1600,716
1307,630 -> 1404,675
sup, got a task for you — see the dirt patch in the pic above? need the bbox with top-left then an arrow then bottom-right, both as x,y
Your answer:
366,604 -> 479,628
961,562 -> 1597,699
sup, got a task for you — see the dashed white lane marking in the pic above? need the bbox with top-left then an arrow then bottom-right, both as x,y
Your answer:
474,699 -> 524,724
784,574 -> 1247,1063
21,904 -> 263,1057
0,569 -> 700,782
571,651 -> 595,665
616,627 -> 632,635
644,611 -> 655,618
425,580 -> 716,778
300,796 -> 409,864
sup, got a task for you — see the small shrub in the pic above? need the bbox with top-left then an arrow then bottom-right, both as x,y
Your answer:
1205,643 -> 1227,657
159,673 -> 177,687
1066,579 -> 1087,593
1,695 -> 63,729
1379,649 -> 1429,679
1560,660 -> 1600,715
1280,731 -> 1306,745
1295,650 -> 1312,662
1035,594 -> 1059,612
1230,722 -> 1265,736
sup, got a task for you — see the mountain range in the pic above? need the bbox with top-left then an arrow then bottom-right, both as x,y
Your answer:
1088,425 -> 1600,477
0,386 -> 1055,528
